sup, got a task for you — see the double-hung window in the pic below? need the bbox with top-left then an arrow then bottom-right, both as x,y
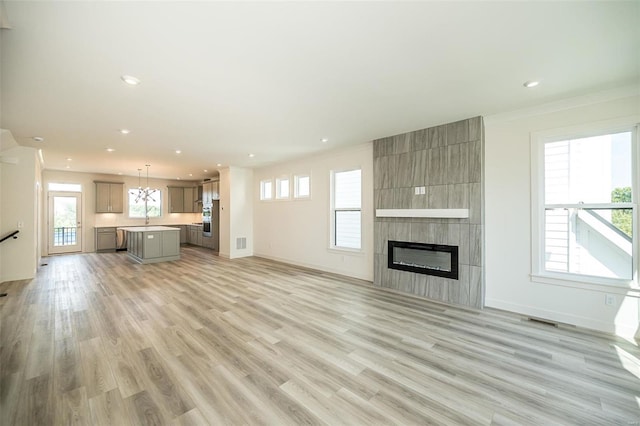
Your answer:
331,169 -> 361,250
532,123 -> 638,285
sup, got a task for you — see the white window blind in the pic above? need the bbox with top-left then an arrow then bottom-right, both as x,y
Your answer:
333,169 -> 361,249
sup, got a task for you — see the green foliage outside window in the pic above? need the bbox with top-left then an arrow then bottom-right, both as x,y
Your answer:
611,186 -> 632,237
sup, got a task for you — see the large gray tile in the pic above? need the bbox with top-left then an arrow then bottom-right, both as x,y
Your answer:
427,185 -> 448,209
375,188 -> 394,209
446,119 -> 469,145
469,266 -> 483,308
394,187 -> 413,209
447,278 -> 459,305
428,222 -> 449,244
394,133 -> 411,154
396,152 -> 413,188
374,221 -> 389,254
390,222 -> 411,242
468,140 -> 482,184
427,277 -> 443,301
373,156 -> 387,189
410,222 -> 429,243
457,223 -> 470,266
373,254 -> 385,286
470,224 -> 482,267
456,264 -> 470,306
469,182 -> 482,224
411,190 -> 428,209
387,154 -> 398,189
428,147 -> 447,185
446,144 -> 469,184
398,270 -> 414,294
428,125 -> 447,148
468,116 -> 482,142
411,128 -> 428,151
411,150 -> 428,187
373,137 -> 394,158
447,183 -> 470,209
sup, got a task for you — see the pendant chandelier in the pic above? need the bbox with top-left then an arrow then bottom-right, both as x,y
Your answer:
130,164 -> 158,203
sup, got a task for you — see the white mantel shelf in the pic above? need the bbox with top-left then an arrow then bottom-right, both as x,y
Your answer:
376,209 -> 469,219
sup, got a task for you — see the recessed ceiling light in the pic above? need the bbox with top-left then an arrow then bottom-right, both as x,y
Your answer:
321,138 -> 329,143
176,177 -> 181,180
203,169 -> 208,173
119,129 -> 131,134
175,150 -> 182,154
121,75 -> 140,85
106,148 -> 115,152
523,80 -> 540,88
248,153 -> 255,158
33,136 -> 44,142
65,165 -> 71,169
66,157 -> 72,161
117,172 -> 123,175
189,173 -> 193,177
216,163 -> 222,167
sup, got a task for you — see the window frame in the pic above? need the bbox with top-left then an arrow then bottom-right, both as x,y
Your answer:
530,120 -> 639,289
260,179 -> 273,201
128,187 -> 162,219
330,168 -> 362,251
294,173 -> 311,199
275,176 -> 290,200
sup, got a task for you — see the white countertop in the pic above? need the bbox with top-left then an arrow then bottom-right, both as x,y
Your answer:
117,226 -> 180,232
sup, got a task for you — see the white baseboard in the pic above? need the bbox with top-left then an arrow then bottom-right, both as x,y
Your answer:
485,297 -> 638,338
253,252 -> 373,282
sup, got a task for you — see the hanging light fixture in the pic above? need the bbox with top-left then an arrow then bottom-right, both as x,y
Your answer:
129,164 -> 158,224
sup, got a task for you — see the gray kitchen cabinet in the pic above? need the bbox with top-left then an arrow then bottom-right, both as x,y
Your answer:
168,187 -> 184,213
188,225 -> 202,246
95,227 -> 117,252
95,182 -> 124,213
120,226 -> 180,264
202,182 -> 212,205
211,181 -> 219,200
179,225 -> 187,244
168,186 -> 198,213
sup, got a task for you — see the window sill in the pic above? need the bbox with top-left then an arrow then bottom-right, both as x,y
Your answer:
531,273 -> 640,296
328,246 -> 364,256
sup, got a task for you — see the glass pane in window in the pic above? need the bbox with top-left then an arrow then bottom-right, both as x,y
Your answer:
335,169 -> 361,209
261,181 -> 272,199
48,183 -> 81,192
544,132 -> 632,204
277,178 -> 289,198
296,175 -> 310,197
129,189 -> 161,218
335,210 -> 361,249
544,207 -> 632,279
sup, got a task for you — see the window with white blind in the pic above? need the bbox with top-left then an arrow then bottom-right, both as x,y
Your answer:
532,122 -> 638,287
331,169 -> 362,250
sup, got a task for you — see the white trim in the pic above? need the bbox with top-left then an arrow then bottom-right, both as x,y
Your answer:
376,208 -> 469,218
253,253 -> 372,281
484,85 -> 640,125
530,119 -> 639,287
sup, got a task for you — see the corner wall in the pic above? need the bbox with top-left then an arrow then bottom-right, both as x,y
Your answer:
484,93 -> 640,337
253,143 -> 374,281
1,145 -> 39,282
373,117 -> 484,308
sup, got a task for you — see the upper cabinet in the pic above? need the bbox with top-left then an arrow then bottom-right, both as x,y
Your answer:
168,186 -> 198,213
95,182 -> 124,213
203,181 -> 219,204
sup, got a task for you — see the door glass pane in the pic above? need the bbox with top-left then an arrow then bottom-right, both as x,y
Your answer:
53,196 -> 77,246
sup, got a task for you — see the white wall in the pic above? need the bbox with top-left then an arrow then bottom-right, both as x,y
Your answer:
42,170 -> 201,254
1,146 -> 40,282
219,168 -> 231,258
253,143 -> 374,281
228,167 -> 253,259
485,92 -> 640,338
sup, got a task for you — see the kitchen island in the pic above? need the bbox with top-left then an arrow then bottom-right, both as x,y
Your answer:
117,226 -> 180,264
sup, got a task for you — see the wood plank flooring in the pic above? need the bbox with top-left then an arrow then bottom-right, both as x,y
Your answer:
1,246 -> 639,425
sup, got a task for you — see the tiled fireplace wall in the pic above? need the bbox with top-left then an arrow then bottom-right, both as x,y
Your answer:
373,117 -> 484,308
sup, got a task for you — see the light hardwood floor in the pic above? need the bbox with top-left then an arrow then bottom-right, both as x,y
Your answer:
1,246 -> 639,425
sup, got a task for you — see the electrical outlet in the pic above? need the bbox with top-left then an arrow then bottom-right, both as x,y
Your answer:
414,187 -> 420,195
605,294 -> 616,306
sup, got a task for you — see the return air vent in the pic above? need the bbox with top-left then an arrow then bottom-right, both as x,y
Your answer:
527,317 -> 558,327
236,237 -> 247,250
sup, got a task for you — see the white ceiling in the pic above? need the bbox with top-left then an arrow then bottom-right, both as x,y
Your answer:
1,1 -> 638,181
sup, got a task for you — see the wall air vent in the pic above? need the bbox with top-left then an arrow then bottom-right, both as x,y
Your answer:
236,237 -> 247,250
